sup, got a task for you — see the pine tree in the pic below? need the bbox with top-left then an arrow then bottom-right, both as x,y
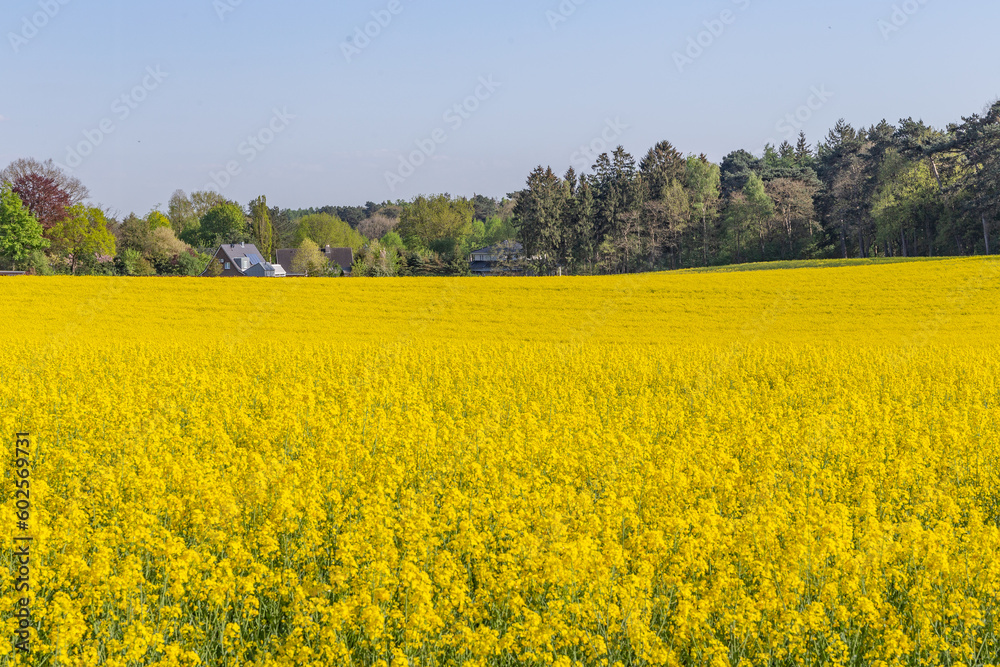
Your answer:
639,140 -> 685,198
512,166 -> 564,272
794,132 -> 815,168
944,101 -> 1000,254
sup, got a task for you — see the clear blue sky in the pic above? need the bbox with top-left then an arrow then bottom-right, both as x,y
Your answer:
2,0 -> 998,216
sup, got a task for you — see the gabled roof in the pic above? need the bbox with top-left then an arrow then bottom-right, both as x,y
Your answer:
325,247 -> 354,271
276,248 -> 295,269
217,243 -> 266,266
276,246 -> 354,273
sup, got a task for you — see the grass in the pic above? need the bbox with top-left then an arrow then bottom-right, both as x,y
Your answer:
678,256 -> 959,274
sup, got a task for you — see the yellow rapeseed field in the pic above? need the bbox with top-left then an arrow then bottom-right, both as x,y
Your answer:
2,257 -> 1000,666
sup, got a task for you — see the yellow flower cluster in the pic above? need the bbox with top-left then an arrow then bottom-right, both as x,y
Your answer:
1,257 -> 999,666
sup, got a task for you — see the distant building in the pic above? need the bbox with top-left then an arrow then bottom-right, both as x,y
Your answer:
244,261 -> 287,278
469,240 -> 525,276
201,243 -> 287,277
277,245 -> 354,275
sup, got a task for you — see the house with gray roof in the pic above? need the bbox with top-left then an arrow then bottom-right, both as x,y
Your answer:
244,261 -> 286,278
201,242 -> 287,277
277,245 -> 354,276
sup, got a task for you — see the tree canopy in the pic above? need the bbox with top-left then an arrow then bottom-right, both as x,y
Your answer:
0,185 -> 48,270
199,202 -> 250,247
2,97 -> 998,277
397,195 -> 474,256
294,213 -> 366,252
48,204 -> 116,275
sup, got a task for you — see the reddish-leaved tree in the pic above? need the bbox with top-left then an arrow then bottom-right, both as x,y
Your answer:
1,157 -> 88,230
11,173 -> 72,230
0,158 -> 88,204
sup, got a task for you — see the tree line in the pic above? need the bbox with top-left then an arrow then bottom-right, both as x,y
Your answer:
511,101 -> 1000,273
0,158 -> 514,277
1,100 -> 996,277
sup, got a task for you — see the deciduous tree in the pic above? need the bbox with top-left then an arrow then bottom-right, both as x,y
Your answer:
744,173 -> 776,259
357,213 -> 398,241
290,237 -> 328,276
167,190 -> 198,237
0,157 -> 88,205
766,178 -> 818,258
48,204 -> 116,275
10,173 -> 71,230
199,202 -> 249,247
0,185 -> 48,270
249,195 -> 275,261
294,213 -> 366,252
397,195 -> 474,258
686,155 -> 721,267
